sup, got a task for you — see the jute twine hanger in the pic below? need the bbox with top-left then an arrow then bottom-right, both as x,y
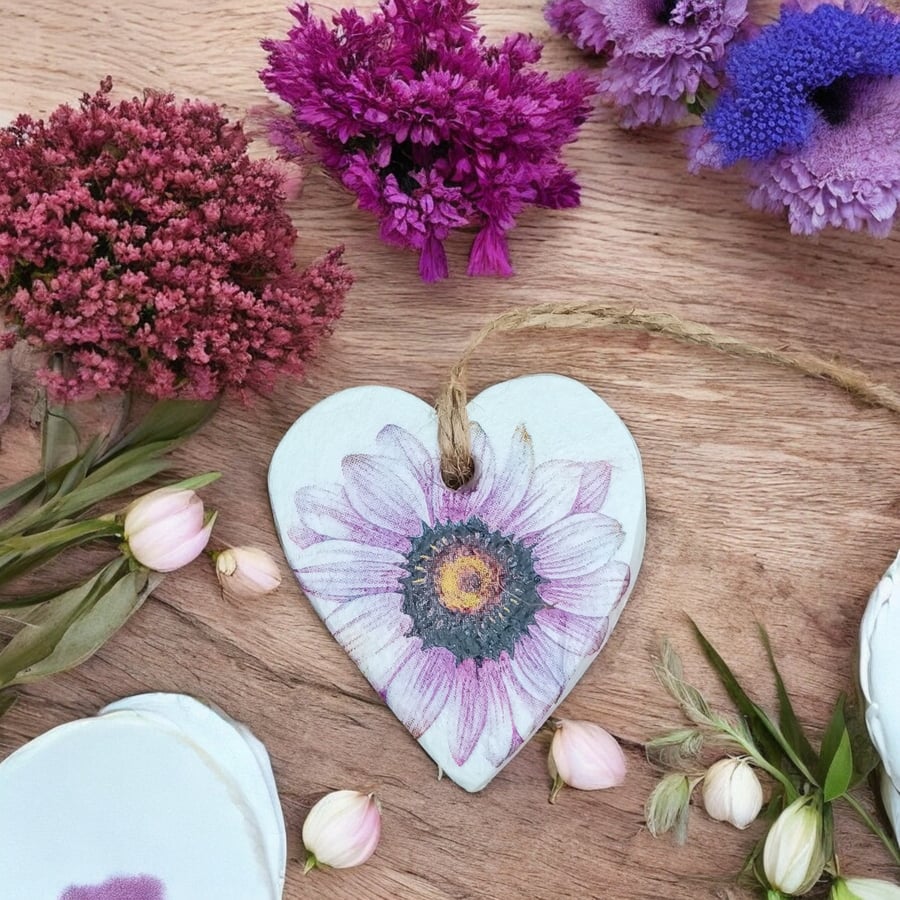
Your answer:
435,302 -> 900,489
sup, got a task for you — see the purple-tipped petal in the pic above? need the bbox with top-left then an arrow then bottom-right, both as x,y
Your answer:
343,452 -> 430,536
295,539 -> 406,600
540,560 -> 631,615
531,513 -> 625,579
447,659 -> 490,765
385,643 -> 456,738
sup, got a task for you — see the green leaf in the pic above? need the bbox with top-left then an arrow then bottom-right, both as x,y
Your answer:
50,459 -> 173,521
820,696 -> 848,780
690,619 -> 814,787
844,696 -> 881,787
0,559 -> 125,686
0,557 -> 161,689
158,471 -> 221,493
823,729 -> 853,802
0,519 -> 121,555
0,473 -> 44,513
98,398 -> 219,462
818,702 -> 854,804
758,624 -> 817,768
41,404 -> 80,476
6,567 -> 160,685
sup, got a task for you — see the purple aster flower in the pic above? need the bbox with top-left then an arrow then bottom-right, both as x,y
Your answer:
260,1 -> 594,281
288,424 -> 631,782
545,0 -> 749,127
688,1 -> 900,236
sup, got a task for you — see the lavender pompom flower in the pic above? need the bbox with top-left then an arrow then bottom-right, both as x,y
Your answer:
261,1 -> 595,282
688,1 -> 900,236
545,0 -> 749,127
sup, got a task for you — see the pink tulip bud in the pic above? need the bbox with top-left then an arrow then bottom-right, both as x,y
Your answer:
215,547 -> 282,597
302,790 -> 381,873
548,719 -> 627,803
124,488 -> 216,573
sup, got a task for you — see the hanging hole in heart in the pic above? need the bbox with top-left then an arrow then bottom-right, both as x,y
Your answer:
441,455 -> 475,490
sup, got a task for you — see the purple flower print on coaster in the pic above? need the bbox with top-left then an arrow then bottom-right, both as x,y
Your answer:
60,875 -> 165,900
269,375 -> 647,792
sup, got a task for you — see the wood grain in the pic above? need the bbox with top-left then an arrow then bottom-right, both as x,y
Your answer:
2,1 -> 899,897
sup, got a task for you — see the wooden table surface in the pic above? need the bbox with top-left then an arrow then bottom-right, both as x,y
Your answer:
2,2 -> 899,898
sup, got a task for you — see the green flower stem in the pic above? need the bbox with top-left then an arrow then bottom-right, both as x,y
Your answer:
842,791 -> 900,867
717,721 -> 799,801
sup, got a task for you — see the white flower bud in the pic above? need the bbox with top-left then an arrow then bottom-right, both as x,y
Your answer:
763,795 -> 827,895
302,790 -> 381,872
215,546 -> 282,597
859,551 -> 900,843
548,719 -> 627,803
124,488 -> 215,573
832,877 -> 900,899
701,758 -> 763,830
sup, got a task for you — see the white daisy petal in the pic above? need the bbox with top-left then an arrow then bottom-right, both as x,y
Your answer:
385,643 -> 456,739
342,453 -> 430,536
295,540 -> 406,600
532,513 -> 624,580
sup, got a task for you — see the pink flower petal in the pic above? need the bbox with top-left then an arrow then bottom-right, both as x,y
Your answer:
506,629 -> 569,710
531,513 -> 624,579
385,642 -> 456,738
501,459 -> 581,538
539,560 -> 631,615
476,425 -> 535,530
375,424 -> 438,524
477,660 -> 519,766
447,659 -> 490,766
342,452 -> 430,536
572,461 -> 612,514
326,593 -> 411,691
294,485 -> 409,552
295,540 -> 406,600
533,607 -> 609,657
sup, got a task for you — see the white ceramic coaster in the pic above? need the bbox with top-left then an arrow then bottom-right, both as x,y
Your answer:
270,374 -> 646,791
860,550 -> 900,843
0,697 -> 283,900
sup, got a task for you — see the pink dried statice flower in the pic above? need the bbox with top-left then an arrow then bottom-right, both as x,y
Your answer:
261,1 -> 595,282
545,0 -> 749,127
0,79 -> 351,401
688,0 -> 900,236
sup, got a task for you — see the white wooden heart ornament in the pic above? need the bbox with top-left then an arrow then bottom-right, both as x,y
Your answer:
269,374 -> 646,791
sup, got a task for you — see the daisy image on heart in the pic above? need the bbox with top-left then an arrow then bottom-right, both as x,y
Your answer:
289,423 -> 631,769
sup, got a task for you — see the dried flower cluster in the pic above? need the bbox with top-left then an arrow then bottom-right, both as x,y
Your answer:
545,0 -> 749,127
548,0 -> 900,238
689,0 -> 900,236
261,0 -> 595,281
0,79 -> 351,401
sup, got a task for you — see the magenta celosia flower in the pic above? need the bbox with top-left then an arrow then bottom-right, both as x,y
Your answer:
0,79 -> 351,401
545,0 -> 749,127
688,1 -> 900,236
261,1 -> 595,282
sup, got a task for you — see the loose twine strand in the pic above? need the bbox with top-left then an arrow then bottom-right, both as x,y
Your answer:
435,303 -> 900,488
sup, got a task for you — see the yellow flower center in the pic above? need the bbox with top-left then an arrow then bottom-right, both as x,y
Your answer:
435,550 -> 500,614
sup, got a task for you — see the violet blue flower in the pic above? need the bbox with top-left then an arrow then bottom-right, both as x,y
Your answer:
545,0 -> 749,127
288,423 -> 631,773
689,1 -> 900,236
261,1 -> 595,281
